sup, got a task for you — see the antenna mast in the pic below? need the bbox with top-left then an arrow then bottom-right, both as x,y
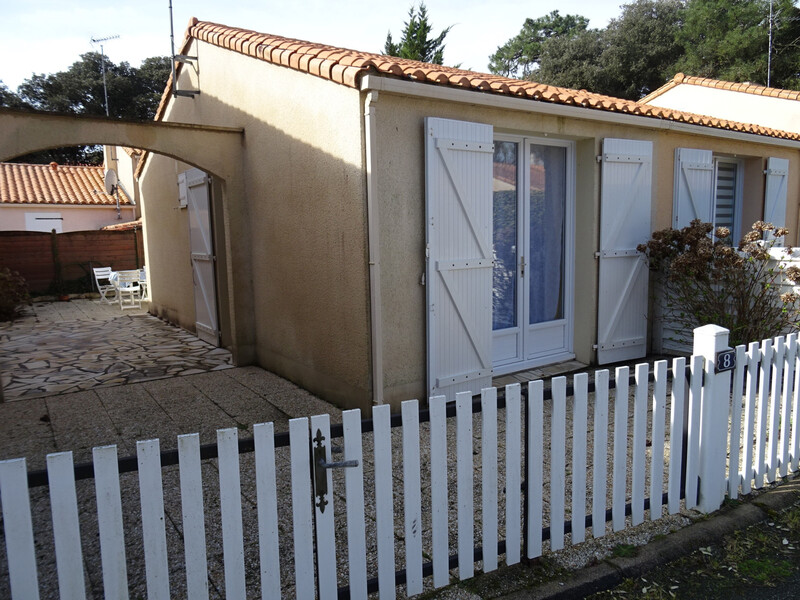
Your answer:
168,1 -> 199,97
768,0 -> 774,87
90,34 -> 120,117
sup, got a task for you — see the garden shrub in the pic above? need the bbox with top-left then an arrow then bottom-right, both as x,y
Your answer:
638,220 -> 800,348
0,267 -> 30,321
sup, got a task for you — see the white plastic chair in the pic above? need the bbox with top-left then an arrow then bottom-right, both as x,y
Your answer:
139,265 -> 149,301
92,267 -> 116,304
115,270 -> 142,310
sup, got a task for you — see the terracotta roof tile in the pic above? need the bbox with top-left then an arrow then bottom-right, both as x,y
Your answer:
642,72 -> 800,104
102,218 -> 141,231
145,18 -> 800,159
0,163 -> 132,206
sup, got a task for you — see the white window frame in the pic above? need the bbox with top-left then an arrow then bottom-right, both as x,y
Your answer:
491,134 -> 576,374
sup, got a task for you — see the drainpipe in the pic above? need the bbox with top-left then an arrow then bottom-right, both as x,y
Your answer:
364,90 -> 384,405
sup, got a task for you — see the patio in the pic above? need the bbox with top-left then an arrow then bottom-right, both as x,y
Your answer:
0,299 -> 233,401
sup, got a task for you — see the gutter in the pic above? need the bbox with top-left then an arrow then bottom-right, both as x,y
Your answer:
363,91 -> 384,405
360,75 -> 800,150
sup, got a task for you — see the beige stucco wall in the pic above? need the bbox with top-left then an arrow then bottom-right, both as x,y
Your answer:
370,88 -> 800,406
140,39 -> 372,409
138,37 -> 800,412
0,204 -> 137,232
139,156 -> 196,331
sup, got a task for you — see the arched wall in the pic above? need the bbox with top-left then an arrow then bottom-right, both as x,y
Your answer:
0,108 -> 256,365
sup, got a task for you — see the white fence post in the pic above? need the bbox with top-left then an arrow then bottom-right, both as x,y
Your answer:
693,324 -> 732,513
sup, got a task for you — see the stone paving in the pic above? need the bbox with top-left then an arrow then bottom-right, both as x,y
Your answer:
0,299 -> 233,401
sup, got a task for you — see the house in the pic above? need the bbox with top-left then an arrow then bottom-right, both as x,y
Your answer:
0,161 -> 136,232
136,18 -> 800,411
641,73 -> 800,136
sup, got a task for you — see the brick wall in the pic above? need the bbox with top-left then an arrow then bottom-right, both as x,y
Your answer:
0,230 -> 144,295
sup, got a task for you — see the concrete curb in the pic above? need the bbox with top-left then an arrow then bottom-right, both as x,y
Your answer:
503,476 -> 800,599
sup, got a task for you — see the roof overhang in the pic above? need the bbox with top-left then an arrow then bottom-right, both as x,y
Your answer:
361,75 -> 800,149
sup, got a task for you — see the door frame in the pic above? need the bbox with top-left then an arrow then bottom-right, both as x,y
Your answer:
492,134 -> 576,375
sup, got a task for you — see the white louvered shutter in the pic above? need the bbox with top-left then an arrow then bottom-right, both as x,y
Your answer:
673,148 -> 713,228
425,117 -> 494,400
597,139 -> 653,364
184,168 -> 220,346
764,157 -> 789,244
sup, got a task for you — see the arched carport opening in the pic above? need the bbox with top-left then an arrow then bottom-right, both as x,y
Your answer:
0,108 -> 255,366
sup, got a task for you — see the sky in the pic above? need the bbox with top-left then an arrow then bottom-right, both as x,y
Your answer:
0,0 -> 624,91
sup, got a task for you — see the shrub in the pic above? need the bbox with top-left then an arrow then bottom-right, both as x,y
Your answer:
637,220 -> 800,348
0,267 -> 31,321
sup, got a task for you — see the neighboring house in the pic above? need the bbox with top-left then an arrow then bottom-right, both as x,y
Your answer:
0,161 -> 136,232
137,18 -> 800,411
641,73 -> 800,136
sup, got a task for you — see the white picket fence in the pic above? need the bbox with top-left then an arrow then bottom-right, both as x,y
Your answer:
2,327 -> 800,599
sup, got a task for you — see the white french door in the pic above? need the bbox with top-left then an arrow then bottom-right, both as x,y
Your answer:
492,137 -> 574,374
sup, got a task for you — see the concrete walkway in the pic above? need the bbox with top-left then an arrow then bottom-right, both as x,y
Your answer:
0,299 -> 341,468
0,301 -> 342,599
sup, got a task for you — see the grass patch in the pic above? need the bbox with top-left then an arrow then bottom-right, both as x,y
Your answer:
612,544 -> 638,558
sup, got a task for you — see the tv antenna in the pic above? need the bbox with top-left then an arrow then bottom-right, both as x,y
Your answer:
90,34 -> 120,116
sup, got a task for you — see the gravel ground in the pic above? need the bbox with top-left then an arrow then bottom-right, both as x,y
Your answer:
0,365 -> 702,599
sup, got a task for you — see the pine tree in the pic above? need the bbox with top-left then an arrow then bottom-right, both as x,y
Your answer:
384,3 -> 452,65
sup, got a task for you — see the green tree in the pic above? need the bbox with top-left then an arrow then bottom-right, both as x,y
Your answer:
384,2 -> 452,64
600,0 -> 686,98
18,52 -> 170,120
535,28 -> 608,91
0,81 -> 30,109
9,53 -> 171,165
494,1 -> 686,99
676,0 -> 800,88
488,11 -> 590,79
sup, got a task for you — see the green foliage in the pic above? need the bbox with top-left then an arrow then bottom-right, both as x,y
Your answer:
612,543 -> 639,558
9,53 -> 170,165
0,268 -> 30,321
488,11 -> 590,79
676,0 -> 800,88
491,0 -> 800,99
384,2 -> 452,64
638,220 -> 800,348
0,81 -> 31,109
491,1 -> 685,98
738,558 -> 793,583
17,52 -> 170,120
599,0 -> 687,98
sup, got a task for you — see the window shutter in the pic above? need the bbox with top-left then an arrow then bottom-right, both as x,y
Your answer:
597,138 -> 653,364
425,117 -> 494,400
764,157 -> 789,244
673,148 -> 713,228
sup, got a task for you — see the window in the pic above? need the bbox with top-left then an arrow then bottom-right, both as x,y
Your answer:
492,136 -> 574,370
712,157 -> 742,241
25,212 -> 63,233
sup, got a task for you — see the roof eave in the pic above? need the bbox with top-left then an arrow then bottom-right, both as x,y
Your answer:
361,74 -> 800,149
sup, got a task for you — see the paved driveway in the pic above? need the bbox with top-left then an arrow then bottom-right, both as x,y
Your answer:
0,300 -> 233,401
0,300 -> 339,467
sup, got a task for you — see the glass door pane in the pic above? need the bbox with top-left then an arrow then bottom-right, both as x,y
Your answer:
528,144 -> 566,325
493,141 -> 518,331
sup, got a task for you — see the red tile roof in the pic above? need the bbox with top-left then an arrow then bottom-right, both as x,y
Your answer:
0,162 -> 132,206
148,19 -> 800,150
641,73 -> 800,105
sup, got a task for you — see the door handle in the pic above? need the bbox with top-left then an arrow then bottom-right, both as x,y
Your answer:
312,428 -> 359,514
